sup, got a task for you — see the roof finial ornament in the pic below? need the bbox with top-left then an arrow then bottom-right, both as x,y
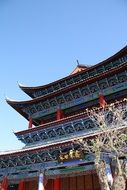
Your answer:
76,60 -> 80,66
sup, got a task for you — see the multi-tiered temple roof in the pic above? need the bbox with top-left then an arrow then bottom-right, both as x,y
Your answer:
0,46 -> 127,190
6,46 -> 127,126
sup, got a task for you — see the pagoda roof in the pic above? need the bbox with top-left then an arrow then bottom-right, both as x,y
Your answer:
6,62 -> 127,124
15,109 -> 89,136
0,130 -> 97,157
0,122 -> 126,158
18,64 -> 89,98
14,98 -> 127,139
13,98 -> 127,148
0,138 -> 72,157
19,46 -> 127,98
1,99 -> 127,173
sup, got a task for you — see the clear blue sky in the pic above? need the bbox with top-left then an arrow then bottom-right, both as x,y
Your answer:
0,0 -> 127,151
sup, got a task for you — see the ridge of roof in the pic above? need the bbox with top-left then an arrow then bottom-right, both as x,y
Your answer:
19,45 -> 127,93
70,64 -> 88,75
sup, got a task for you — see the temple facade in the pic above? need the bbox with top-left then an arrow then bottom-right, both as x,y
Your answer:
0,46 -> 127,190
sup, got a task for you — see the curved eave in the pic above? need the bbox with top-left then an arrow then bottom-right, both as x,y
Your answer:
19,46 -> 127,97
18,64 -> 88,94
6,62 -> 127,108
14,96 -> 127,137
6,98 -> 37,126
6,62 -> 127,127
6,98 -> 29,120
92,45 -> 127,67
0,139 -> 74,157
2,124 -> 127,158
15,110 -> 88,136
0,127 -> 105,157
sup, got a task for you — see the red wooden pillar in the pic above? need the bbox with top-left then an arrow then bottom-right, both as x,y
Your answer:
99,94 -> 107,108
28,117 -> 33,129
56,109 -> 64,120
1,176 -> 8,190
54,178 -> 60,190
18,180 -> 24,190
